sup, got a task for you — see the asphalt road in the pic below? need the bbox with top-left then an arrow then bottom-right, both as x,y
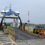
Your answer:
15,29 -> 40,40
15,29 -> 45,45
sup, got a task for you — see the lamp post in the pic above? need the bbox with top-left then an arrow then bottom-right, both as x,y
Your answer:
27,11 -> 30,30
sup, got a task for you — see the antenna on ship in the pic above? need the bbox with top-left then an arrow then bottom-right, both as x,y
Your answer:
9,3 -> 12,9
8,0 -> 12,11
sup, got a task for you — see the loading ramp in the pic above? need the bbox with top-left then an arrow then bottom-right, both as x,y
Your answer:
0,31 -> 16,45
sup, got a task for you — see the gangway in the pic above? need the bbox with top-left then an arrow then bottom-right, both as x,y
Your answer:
0,8 -> 22,45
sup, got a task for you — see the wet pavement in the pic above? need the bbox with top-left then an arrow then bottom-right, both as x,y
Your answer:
15,29 -> 40,40
15,29 -> 45,45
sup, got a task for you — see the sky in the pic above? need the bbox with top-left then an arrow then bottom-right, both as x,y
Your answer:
0,0 -> 45,24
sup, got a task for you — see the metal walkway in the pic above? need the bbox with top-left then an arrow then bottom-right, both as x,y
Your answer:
0,31 -> 16,45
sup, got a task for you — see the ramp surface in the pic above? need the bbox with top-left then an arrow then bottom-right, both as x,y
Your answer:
0,31 -> 16,45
